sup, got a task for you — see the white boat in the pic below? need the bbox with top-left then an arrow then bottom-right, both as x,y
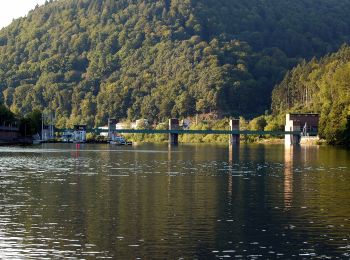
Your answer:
61,131 -> 74,143
32,134 -> 43,144
73,140 -> 86,144
109,136 -> 132,145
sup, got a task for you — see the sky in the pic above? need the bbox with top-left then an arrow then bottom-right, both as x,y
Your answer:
0,0 -> 47,29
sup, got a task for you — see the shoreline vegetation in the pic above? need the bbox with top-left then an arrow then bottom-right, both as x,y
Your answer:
82,135 -> 324,145
86,116 -> 323,145
87,116 -> 286,144
0,104 -> 331,146
0,103 -> 341,146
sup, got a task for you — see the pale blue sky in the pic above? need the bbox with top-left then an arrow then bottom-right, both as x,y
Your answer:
0,0 -> 47,29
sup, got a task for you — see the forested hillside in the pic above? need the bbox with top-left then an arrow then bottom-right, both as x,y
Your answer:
272,45 -> 350,145
1,0 -> 350,127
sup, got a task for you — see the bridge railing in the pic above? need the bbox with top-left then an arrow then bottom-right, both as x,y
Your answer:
55,128 -> 317,136
111,129 -> 318,135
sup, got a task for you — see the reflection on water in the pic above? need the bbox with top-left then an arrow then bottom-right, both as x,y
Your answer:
0,143 -> 349,259
284,145 -> 293,210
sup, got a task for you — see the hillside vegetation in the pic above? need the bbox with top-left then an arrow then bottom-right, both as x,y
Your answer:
1,0 -> 350,127
272,45 -> 350,145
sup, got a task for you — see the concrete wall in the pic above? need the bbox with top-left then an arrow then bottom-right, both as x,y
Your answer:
285,115 -> 301,145
229,119 -> 240,145
169,119 -> 179,144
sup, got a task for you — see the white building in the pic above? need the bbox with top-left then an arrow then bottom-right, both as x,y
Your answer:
73,125 -> 87,143
98,126 -> 109,137
131,119 -> 148,129
181,119 -> 191,129
62,130 -> 74,142
116,122 -> 129,129
285,113 -> 319,145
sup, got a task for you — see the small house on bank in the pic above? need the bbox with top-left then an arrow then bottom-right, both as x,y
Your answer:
285,113 -> 319,145
73,125 -> 87,143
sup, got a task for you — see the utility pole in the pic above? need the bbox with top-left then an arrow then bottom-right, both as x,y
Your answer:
108,118 -> 111,141
50,112 -> 54,139
41,112 -> 44,140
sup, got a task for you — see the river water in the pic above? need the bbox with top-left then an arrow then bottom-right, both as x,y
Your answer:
0,143 -> 349,259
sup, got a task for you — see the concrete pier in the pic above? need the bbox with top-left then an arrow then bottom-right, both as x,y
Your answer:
285,118 -> 301,145
108,118 -> 117,140
169,118 -> 179,145
229,119 -> 240,146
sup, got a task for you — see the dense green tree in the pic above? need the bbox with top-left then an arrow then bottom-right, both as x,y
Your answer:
17,109 -> 43,137
1,0 -> 350,127
249,116 -> 267,131
344,116 -> 350,146
272,45 -> 350,145
0,103 -> 16,125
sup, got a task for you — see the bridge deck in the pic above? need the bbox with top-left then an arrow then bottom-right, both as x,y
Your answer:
79,129 -> 316,136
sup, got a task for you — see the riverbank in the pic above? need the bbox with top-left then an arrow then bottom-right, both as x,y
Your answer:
0,137 -> 33,146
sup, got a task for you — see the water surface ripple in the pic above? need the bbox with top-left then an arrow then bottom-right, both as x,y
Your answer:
0,143 -> 349,259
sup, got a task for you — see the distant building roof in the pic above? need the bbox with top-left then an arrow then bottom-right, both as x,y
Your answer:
286,113 -> 319,128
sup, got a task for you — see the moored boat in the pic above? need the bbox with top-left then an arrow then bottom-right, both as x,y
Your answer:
109,135 -> 132,145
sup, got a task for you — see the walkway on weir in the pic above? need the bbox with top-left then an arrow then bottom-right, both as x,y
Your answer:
56,116 -> 319,145
99,129 -> 305,135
